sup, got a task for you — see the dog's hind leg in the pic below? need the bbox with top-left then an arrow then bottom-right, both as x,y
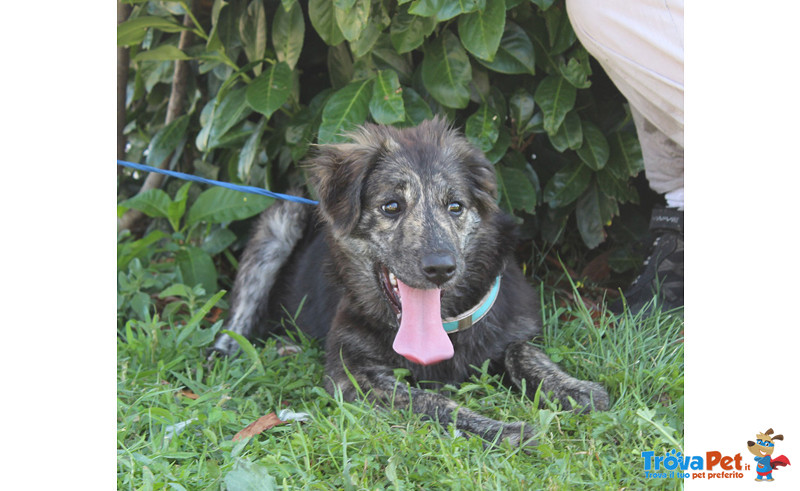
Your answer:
504,341 -> 610,412
211,199 -> 310,356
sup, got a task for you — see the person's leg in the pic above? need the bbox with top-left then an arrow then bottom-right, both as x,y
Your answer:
566,0 -> 683,148
630,106 -> 684,209
566,0 -> 684,313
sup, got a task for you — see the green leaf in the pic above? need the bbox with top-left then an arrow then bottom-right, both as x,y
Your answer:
534,75 -> 577,135
369,70 -> 405,124
182,290 -> 227,334
334,0 -> 370,42
309,0 -> 345,46
327,43 -> 354,89
484,126 -> 511,164
522,111 -> 545,135
486,87 -> 507,121
457,0 -> 505,62
597,167 -> 639,204
201,228 -> 238,255
575,120 -> 609,170
187,187 -> 273,225
223,461 -> 276,491
508,88 -> 535,132
196,88 -> 253,152
334,0 -> 357,9
158,283 -> 193,300
272,0 -> 305,70
530,0 -> 555,10
132,45 -> 190,62
400,87 -> 433,126
167,182 -> 193,232
130,291 -> 152,320
390,5 -> 436,54
371,34 -> 413,83
176,246 -> 218,294
475,22 -> 535,75
207,0 -> 228,51
146,114 -> 190,168
239,0 -> 268,74
497,165 -> 536,214
465,104 -> 500,152
548,110 -> 582,152
318,79 -> 374,144
576,181 -> 615,249
409,0 -> 484,22
350,20 -> 384,58
237,118 -> 266,183
177,290 -> 226,346
214,0 -> 244,51
117,230 -> 168,270
118,189 -> 172,220
560,56 -> 591,89
245,62 -> 292,119
542,160 -> 591,208
220,331 -> 265,375
542,5 -> 576,55
606,131 -> 644,179
421,31 -> 472,109
117,16 -> 188,47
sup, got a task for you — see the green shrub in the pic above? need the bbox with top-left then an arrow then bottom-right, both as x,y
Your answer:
119,0 -> 646,271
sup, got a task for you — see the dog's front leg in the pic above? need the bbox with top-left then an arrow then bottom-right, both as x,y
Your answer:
325,368 -> 535,446
504,341 -> 610,412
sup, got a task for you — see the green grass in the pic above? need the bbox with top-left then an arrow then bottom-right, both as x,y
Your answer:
117,285 -> 683,490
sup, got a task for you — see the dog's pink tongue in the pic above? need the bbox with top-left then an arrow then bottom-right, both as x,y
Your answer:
392,279 -> 454,365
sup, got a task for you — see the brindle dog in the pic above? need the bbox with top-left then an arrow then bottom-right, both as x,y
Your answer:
212,118 -> 609,445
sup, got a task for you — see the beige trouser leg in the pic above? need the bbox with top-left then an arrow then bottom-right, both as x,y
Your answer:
566,0 -> 684,206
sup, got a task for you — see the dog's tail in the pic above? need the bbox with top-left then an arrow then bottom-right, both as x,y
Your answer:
211,198 -> 311,356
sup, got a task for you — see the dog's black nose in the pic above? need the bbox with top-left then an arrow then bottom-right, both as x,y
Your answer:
421,252 -> 456,286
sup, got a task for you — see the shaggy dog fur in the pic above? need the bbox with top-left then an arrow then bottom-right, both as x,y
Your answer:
212,118 -> 609,445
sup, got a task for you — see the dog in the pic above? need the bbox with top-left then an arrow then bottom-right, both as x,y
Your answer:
747,429 -> 791,481
212,118 -> 609,445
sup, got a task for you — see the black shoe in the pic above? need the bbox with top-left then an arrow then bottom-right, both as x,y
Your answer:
611,207 -> 684,315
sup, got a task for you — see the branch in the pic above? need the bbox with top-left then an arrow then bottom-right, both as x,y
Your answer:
117,1 -> 131,171
118,7 -> 195,232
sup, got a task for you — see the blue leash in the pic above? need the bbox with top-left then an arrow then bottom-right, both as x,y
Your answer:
117,160 -> 319,206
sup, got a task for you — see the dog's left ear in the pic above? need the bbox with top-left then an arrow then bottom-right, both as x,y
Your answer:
458,144 -> 499,215
307,142 -> 380,234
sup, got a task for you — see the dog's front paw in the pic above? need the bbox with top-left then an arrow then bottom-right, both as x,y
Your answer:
562,380 -> 609,413
497,421 -> 537,447
207,333 -> 240,360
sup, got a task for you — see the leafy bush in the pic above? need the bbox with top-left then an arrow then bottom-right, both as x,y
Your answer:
118,0 -> 647,275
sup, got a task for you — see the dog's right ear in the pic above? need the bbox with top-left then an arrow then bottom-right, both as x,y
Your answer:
307,142 -> 378,235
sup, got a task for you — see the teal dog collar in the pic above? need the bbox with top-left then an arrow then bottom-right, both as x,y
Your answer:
442,276 -> 502,333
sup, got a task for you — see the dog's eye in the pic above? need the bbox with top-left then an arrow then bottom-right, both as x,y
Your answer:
447,202 -> 463,216
381,201 -> 402,216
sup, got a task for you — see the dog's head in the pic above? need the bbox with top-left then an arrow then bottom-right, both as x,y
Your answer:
308,118 -> 508,365
747,428 -> 783,457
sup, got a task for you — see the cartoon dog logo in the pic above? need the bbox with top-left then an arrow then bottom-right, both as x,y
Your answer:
747,428 -> 791,482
